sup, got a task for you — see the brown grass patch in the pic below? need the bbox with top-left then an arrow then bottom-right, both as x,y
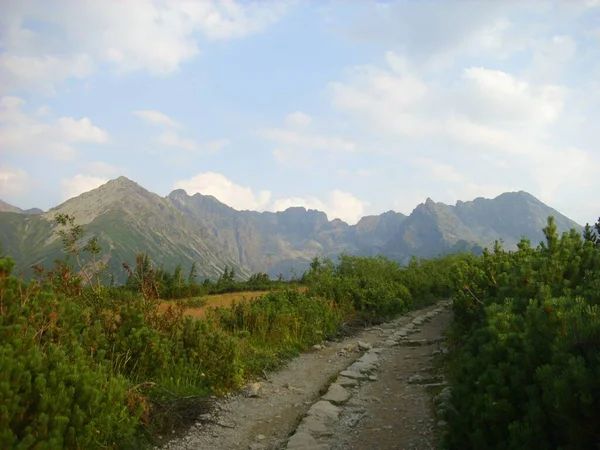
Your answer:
158,291 -> 266,319
158,286 -> 309,318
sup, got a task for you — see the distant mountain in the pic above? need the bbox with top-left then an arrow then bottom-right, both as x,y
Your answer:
0,177 -> 583,282
385,192 -> 581,260
24,208 -> 44,215
0,177 -> 249,281
0,199 -> 24,213
0,199 -> 44,215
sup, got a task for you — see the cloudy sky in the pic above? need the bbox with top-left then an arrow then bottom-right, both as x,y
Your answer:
1,0 -> 599,225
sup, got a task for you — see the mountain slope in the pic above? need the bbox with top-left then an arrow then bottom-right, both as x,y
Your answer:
385,191 -> 581,261
0,200 -> 24,214
0,199 -> 43,214
2,177 -> 249,281
167,190 -> 359,276
0,177 -> 584,281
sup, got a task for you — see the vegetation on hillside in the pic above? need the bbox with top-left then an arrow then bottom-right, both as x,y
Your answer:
0,214 -> 450,448
2,212 -> 598,449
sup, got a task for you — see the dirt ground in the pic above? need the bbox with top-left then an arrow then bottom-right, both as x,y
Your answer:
329,310 -> 451,450
159,303 -> 451,450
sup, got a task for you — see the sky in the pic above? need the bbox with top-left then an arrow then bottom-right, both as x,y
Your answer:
1,0 -> 599,226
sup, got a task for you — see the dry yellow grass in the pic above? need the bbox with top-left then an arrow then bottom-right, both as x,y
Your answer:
158,290 -> 267,318
158,286 -> 309,318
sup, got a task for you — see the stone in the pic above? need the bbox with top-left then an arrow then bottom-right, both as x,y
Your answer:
255,434 -> 266,441
336,376 -> 358,388
407,374 -> 426,384
358,353 -> 379,364
348,360 -> 376,373
367,347 -> 384,354
306,400 -> 341,422
321,383 -> 351,405
339,370 -> 368,380
344,343 -> 357,352
313,344 -> 324,351
249,444 -> 266,450
298,416 -> 333,437
244,382 -> 263,398
286,432 -> 328,449
358,341 -> 372,350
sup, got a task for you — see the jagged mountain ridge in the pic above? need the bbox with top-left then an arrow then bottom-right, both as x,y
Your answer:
0,176 -> 582,281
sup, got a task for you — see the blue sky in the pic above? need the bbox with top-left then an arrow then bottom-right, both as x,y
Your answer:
1,0 -> 599,225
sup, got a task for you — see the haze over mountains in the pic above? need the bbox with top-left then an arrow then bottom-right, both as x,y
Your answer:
0,176 -> 581,282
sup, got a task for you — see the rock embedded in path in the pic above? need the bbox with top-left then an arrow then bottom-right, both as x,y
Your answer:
321,383 -> 351,405
336,376 -> 359,388
367,347 -> 384,354
306,400 -> 341,423
357,341 -> 372,350
384,339 -> 398,348
286,431 -> 329,450
243,382 -> 263,398
340,369 -> 369,380
297,415 -> 334,437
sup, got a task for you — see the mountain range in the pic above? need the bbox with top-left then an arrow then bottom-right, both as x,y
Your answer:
0,176 -> 582,282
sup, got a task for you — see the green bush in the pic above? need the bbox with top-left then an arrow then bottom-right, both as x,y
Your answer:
444,217 -> 600,450
0,256 -> 147,449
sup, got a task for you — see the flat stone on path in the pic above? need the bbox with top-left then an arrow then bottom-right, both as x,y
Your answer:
297,415 -> 334,437
322,384 -> 351,405
286,431 -> 329,449
336,376 -> 359,388
340,370 -> 369,380
306,400 -> 341,422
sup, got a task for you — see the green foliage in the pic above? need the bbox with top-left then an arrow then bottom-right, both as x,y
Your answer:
302,253 -> 455,323
208,288 -> 341,373
0,254 -> 147,449
1,214 -> 461,448
443,216 -> 600,450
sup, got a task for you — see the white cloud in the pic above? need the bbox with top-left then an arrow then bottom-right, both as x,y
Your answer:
338,2 -> 523,71
205,139 -> 231,153
133,110 -> 181,128
1,0 -> 291,92
174,172 -> 272,211
61,174 -> 108,201
461,67 -> 565,126
0,96 -> 109,160
0,166 -> 28,197
134,108 -> 227,153
174,172 -> 368,224
270,190 -> 369,224
262,128 -> 356,153
0,53 -> 94,94
413,158 -> 463,183
285,111 -> 312,128
326,190 -> 368,224
157,130 -> 198,152
327,48 -> 598,212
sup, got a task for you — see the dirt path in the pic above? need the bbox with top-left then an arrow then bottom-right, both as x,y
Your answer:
328,307 -> 451,450
159,302 -> 452,450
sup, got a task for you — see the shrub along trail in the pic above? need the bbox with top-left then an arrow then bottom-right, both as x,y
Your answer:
160,301 -> 451,450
